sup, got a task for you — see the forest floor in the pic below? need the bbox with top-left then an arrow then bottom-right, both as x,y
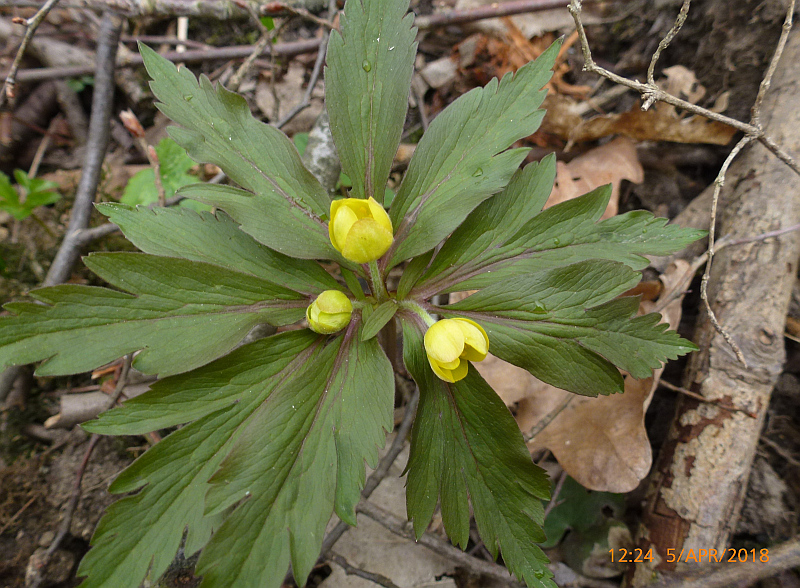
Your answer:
1,0 -> 800,587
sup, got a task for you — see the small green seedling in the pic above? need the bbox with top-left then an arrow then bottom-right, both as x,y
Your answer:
0,1 -> 704,587
121,137 -> 209,211
0,169 -> 60,221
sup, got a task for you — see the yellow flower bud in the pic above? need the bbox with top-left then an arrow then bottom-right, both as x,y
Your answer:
424,318 -> 489,383
329,196 -> 393,263
307,290 -> 353,334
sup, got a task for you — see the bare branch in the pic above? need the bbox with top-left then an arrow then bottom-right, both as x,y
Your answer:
415,0 -> 597,30
646,0 -> 691,85
0,0 -> 60,108
328,553 -> 403,588
752,0 -> 796,125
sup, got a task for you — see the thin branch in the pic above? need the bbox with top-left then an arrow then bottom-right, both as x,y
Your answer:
0,0 -> 60,108
752,0 -> 796,125
43,11 -> 121,287
328,553 -> 403,588
274,2 -> 333,130
542,469 -> 568,520
699,135 -> 752,367
568,0 -> 800,177
11,38 -> 323,84
657,380 -> 757,418
646,0 -> 691,85
0,11 -> 121,409
414,0 -> 597,30
525,394 -> 573,441
264,2 -> 335,30
357,500 -> 521,587
227,3 -> 274,93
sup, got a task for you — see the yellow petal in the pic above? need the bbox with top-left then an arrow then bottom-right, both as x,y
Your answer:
367,197 -> 393,233
331,204 -> 358,252
341,218 -> 393,263
315,290 -> 352,314
454,319 -> 488,361
429,357 -> 457,383
424,320 -> 465,364
449,359 -> 469,382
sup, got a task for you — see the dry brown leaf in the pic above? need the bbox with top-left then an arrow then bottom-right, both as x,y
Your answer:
546,137 -> 644,218
474,260 -> 694,492
541,94 -> 737,146
658,65 -> 706,107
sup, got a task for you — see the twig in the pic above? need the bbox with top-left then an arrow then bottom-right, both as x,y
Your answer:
227,3 -> 274,93
12,38 -> 323,84
752,0 -> 796,126
328,553 -> 402,588
760,436 -> 800,468
357,499 -> 521,586
568,0 -> 800,177
414,0 -> 597,30
43,12 -> 121,288
0,0 -> 60,108
29,355 -> 132,588
0,495 -> 36,536
264,2 -> 335,30
657,380 -> 757,418
700,135 -> 752,367
275,0 -> 335,129
571,0 -> 799,365
0,12 -> 122,410
542,469 -> 567,520
646,0 -> 691,86
525,394 -> 573,441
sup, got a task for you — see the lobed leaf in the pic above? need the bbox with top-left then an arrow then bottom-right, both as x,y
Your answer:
78,331 -> 319,588
386,41 -> 560,267
444,260 -> 697,395
417,182 -> 706,296
140,43 -> 338,260
80,323 -> 394,588
0,253 -> 306,377
402,321 -> 555,588
99,203 -> 341,295
326,0 -> 417,205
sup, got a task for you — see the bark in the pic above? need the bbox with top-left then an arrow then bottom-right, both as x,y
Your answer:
631,28 -> 800,585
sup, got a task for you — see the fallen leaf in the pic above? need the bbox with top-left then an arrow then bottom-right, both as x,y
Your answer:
474,261 -> 693,492
546,137 -> 644,218
542,95 -> 737,146
659,65 -> 706,107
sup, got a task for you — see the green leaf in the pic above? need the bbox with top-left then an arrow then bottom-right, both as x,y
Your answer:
80,323 -> 393,588
121,138 -> 197,206
326,0 -> 416,205
419,184 -> 706,296
98,203 -> 340,295
341,267 -> 366,300
541,477 -> 624,549
387,41 -> 560,266
361,300 -> 397,340
444,260 -> 697,395
0,253 -> 307,377
139,43 -> 337,260
396,250 -> 434,299
78,331 -> 318,588
199,327 -> 392,587
401,321 -> 556,588
0,170 -> 60,220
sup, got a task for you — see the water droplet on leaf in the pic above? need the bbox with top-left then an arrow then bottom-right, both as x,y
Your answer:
362,60 -> 371,72
472,168 -> 483,177
532,301 -> 547,314
183,94 -> 193,102
553,238 -> 560,246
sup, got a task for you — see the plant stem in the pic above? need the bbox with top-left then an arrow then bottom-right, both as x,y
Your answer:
397,300 -> 436,328
368,260 -> 389,302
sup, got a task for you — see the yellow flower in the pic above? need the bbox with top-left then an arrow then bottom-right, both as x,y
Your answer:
329,197 -> 393,263
424,318 -> 489,383
306,290 -> 353,334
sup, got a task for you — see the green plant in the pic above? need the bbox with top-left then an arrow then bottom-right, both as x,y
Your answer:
121,137 -> 209,211
0,169 -> 60,221
0,1 -> 704,587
